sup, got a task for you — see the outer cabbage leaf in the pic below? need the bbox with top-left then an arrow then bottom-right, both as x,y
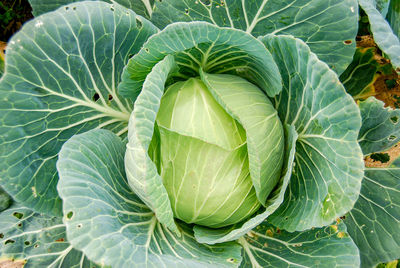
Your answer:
125,55 -> 179,233
260,35 -> 364,231
0,1 -> 157,215
118,21 -> 282,100
0,205 -> 102,267
358,97 -> 400,155
239,221 -> 360,267
344,157 -> 400,267
28,0 -> 154,18
194,124 -> 296,244
57,129 -> 242,267
151,0 -> 359,75
359,0 -> 400,73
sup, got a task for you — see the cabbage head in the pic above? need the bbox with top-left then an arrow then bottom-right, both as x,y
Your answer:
151,76 -> 284,228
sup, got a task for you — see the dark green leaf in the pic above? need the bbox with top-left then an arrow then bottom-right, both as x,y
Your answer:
387,0 -> 400,39
339,47 -> 379,98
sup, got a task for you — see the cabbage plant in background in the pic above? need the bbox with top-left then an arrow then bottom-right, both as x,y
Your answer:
0,0 -> 399,267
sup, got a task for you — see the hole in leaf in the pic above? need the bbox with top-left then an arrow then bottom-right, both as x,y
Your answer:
34,244 -> 39,248
370,153 -> 390,163
72,6 -> 76,10
13,212 -> 23,219
65,6 -> 69,10
389,135 -> 397,141
390,116 -> 399,124
340,215 -> 346,220
17,223 -> 22,227
24,241 -> 30,246
145,48 -> 149,53
185,8 -> 189,14
108,94 -> 113,100
92,93 -> 100,102
136,18 -> 142,29
5,240 -> 15,245
110,7 -> 114,11
66,211 -> 73,220
227,258 -> 235,263
128,54 -> 134,58
77,223 -> 82,228
344,40 -> 352,45
0,233 -> 3,238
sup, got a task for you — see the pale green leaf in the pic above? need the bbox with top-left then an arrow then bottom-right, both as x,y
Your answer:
260,35 -> 364,231
0,205 -> 102,268
239,222 -> 360,267
0,1 -> 157,215
151,0 -> 359,74
344,158 -> 400,267
358,97 -> 400,155
200,71 -> 284,206
57,129 -> 242,267
118,21 -> 282,100
194,124 -> 297,244
125,55 -> 179,233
